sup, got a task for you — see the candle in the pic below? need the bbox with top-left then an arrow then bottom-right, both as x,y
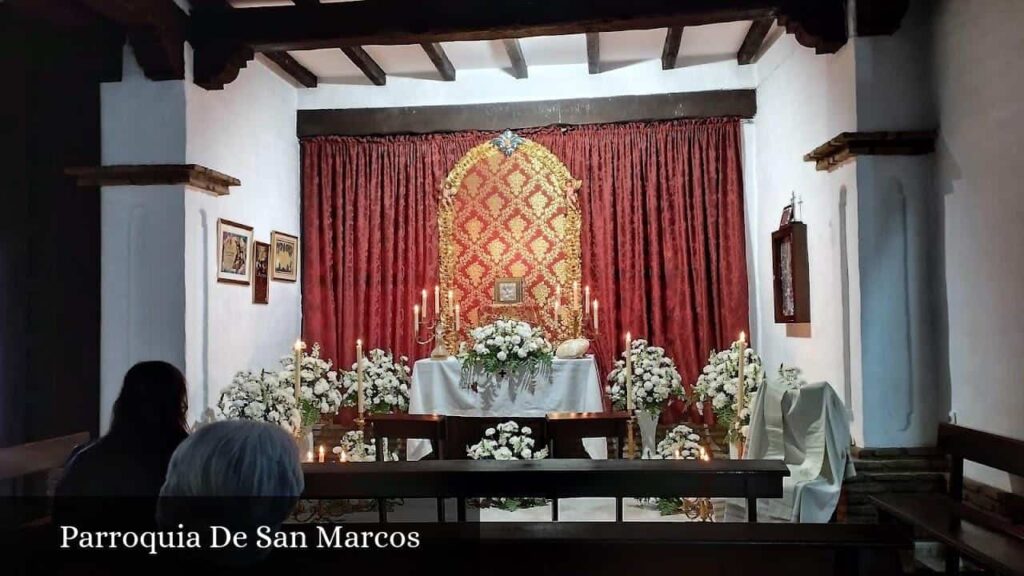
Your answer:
318,445 -> 325,463
339,450 -> 348,463
306,450 -> 314,463
421,289 -> 428,322
293,340 -> 305,401
736,331 -> 747,415
356,339 -> 365,417
414,304 -> 420,332
455,303 -> 461,332
584,285 -> 591,318
700,447 -> 709,461
625,332 -> 634,411
592,300 -> 599,332
434,285 -> 440,315
674,448 -> 681,460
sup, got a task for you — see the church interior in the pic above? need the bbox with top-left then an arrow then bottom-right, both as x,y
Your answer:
2,0 -> 1023,574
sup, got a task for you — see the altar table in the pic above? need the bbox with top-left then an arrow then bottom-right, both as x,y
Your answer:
407,356 -> 607,460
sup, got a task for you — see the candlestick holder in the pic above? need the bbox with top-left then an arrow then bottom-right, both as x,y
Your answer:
626,412 -> 637,459
416,314 -> 451,360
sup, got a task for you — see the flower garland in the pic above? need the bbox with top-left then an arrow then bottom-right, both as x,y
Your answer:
278,343 -> 344,428
466,421 -> 548,511
692,338 -> 764,442
340,348 -> 411,414
217,370 -> 302,435
605,338 -> 684,415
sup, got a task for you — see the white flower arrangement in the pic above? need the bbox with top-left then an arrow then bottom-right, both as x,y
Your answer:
777,364 -> 806,390
340,348 -> 411,414
605,338 -> 685,415
278,343 -> 344,428
330,430 -> 396,462
217,370 -> 302,435
467,420 -> 549,461
461,319 -> 553,378
692,338 -> 764,442
467,421 -> 548,512
645,424 -> 708,515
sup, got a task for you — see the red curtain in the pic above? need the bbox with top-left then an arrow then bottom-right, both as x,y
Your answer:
302,119 -> 749,419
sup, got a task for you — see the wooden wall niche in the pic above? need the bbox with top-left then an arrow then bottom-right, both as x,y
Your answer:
771,222 -> 810,324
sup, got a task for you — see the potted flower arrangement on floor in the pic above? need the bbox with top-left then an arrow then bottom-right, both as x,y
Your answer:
466,420 -> 549,511
279,343 -> 344,452
460,319 -> 553,394
641,424 -> 713,519
692,337 -> 764,458
217,370 -> 302,435
606,338 -> 684,458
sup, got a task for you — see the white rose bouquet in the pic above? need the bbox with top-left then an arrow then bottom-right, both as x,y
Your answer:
330,430 -> 396,462
467,420 -> 548,511
461,319 -> 553,390
645,424 -> 708,515
692,338 -> 764,442
217,370 -> 302,435
279,342 -> 344,427
605,339 -> 685,415
340,348 -> 411,414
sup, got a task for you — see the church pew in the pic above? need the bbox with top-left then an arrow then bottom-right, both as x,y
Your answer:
301,458 -> 789,522
366,414 -> 447,522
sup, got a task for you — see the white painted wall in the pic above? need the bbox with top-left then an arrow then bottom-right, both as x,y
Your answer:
184,53 -> 302,424
100,46 -> 301,428
932,0 -> 1024,490
298,59 -> 755,109
748,35 -> 864,442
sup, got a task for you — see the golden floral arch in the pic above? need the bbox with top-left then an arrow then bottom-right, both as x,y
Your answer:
439,132 -> 582,339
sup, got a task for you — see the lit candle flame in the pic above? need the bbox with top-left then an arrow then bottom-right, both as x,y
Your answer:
700,447 -> 709,461
306,450 -> 313,463
293,339 -> 305,351
339,450 -> 348,463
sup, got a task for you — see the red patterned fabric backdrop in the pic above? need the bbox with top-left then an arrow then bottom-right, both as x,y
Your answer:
302,119 -> 749,420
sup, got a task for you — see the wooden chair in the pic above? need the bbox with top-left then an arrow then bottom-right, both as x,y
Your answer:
366,414 -> 446,522
872,423 -> 1024,576
546,411 -> 630,521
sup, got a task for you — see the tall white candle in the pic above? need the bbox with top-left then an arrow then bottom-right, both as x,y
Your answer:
414,304 -> 420,332
421,289 -> 428,321
592,300 -> 599,332
293,340 -> 305,401
625,332 -> 634,411
455,303 -> 461,332
356,338 -> 365,416
434,285 -> 440,315
584,285 -> 591,318
736,331 -> 747,414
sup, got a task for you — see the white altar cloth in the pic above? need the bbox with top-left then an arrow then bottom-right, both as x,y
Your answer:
406,356 -> 607,460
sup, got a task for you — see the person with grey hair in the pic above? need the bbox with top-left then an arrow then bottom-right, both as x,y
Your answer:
157,420 -> 304,564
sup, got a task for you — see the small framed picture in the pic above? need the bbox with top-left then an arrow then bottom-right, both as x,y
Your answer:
217,219 -> 253,285
493,277 -> 524,304
253,241 -> 270,304
271,231 -> 299,282
780,204 -> 794,227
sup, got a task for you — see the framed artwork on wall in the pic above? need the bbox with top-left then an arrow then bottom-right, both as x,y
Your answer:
771,222 -> 811,323
271,231 -> 299,282
217,218 -> 253,285
253,240 -> 270,304
493,277 -> 524,304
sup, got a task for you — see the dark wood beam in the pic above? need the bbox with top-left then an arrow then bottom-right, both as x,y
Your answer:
503,38 -> 527,80
341,46 -> 386,86
263,51 -> 317,88
66,164 -> 241,196
291,0 -> 320,5
193,0 -> 786,52
803,131 -> 936,172
76,0 -> 187,80
661,27 -> 683,70
298,90 -> 756,137
420,42 -> 456,81
586,32 -> 600,74
737,17 -> 774,65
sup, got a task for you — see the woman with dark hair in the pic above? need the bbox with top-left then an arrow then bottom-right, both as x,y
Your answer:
54,361 -> 190,526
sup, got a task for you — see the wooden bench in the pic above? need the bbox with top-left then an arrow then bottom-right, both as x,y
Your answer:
871,423 -> 1024,575
367,413 -> 447,522
546,411 -> 630,521
302,458 -> 789,522
0,432 -> 90,526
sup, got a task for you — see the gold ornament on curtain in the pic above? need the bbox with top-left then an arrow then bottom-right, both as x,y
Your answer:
439,132 -> 582,350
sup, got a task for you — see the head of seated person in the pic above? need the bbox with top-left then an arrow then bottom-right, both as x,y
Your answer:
157,420 -> 304,564
54,361 -> 190,526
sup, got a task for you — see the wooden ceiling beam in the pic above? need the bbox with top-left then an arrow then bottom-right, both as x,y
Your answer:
341,46 -> 386,86
76,0 -> 187,81
420,42 -> 456,81
737,17 -> 774,65
661,27 -> 683,70
586,32 -> 600,74
263,51 -> 318,88
291,0 -> 321,6
503,39 -> 527,80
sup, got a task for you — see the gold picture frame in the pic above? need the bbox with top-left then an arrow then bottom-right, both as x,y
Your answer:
271,231 -> 299,282
217,218 -> 253,285
493,278 -> 525,304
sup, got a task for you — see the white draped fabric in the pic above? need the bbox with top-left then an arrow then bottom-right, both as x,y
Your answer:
728,380 -> 855,523
406,357 -> 607,460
